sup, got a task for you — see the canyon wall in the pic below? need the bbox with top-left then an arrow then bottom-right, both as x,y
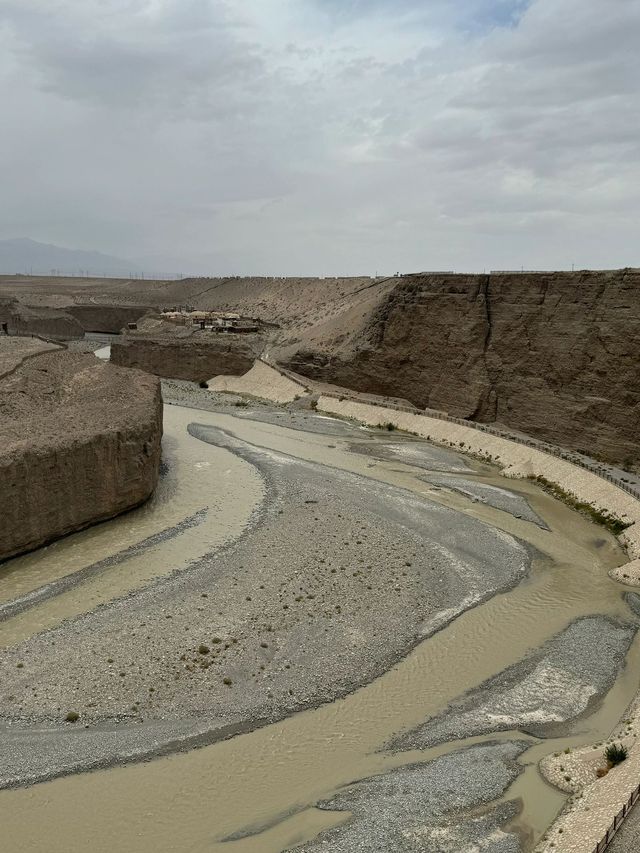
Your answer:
0,300 -> 84,340
0,346 -> 162,562
66,304 -> 152,333
111,333 -> 263,382
282,270 -> 640,467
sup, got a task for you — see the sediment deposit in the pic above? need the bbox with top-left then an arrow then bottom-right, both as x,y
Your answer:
317,396 -> 640,559
208,360 -> 307,403
0,387 -> 636,853
297,741 -> 529,853
0,418 -> 530,725
0,345 -> 162,562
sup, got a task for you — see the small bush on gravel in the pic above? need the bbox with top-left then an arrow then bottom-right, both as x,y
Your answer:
198,380 -> 209,389
65,711 -> 80,723
605,743 -> 628,766
198,644 -> 210,655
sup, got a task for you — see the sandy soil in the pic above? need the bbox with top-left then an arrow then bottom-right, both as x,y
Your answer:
0,336 -> 61,377
208,360 -> 308,404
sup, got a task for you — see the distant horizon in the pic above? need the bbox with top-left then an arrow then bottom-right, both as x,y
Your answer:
0,234 -> 636,283
1,1 -> 638,275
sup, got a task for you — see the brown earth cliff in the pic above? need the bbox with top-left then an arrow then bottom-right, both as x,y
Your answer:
0,344 -> 162,562
278,270 -> 640,467
110,317 -> 264,382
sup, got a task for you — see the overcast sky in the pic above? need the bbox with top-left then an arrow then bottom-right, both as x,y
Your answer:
0,0 -> 638,275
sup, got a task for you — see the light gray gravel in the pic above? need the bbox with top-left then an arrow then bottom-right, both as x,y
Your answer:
390,616 -> 637,751
347,440 -> 471,473
420,474 -> 549,528
0,715 -> 240,789
607,801 -> 640,852
0,420 -> 529,785
291,741 -> 528,852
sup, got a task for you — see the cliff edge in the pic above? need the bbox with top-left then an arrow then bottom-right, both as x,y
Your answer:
0,345 -> 163,562
279,269 -> 640,468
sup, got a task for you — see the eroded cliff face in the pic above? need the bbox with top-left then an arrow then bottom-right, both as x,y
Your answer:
0,348 -> 162,562
111,334 -> 263,382
282,270 -> 640,467
66,304 -> 152,333
0,300 -> 84,340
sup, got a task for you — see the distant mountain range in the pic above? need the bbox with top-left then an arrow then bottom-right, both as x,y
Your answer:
0,238 -> 141,277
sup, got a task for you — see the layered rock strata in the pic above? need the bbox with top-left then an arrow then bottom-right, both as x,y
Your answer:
281,269 -> 640,467
0,347 -> 162,562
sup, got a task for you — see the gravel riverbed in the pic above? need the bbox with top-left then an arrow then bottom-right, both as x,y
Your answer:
293,741 -> 529,853
0,412 -> 529,785
391,616 -> 638,751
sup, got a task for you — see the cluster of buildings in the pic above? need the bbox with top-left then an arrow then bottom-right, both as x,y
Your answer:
161,309 -> 259,333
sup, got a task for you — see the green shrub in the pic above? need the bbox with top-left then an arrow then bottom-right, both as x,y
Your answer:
65,711 -> 80,723
605,743 -> 628,766
530,476 -> 631,536
198,380 -> 209,389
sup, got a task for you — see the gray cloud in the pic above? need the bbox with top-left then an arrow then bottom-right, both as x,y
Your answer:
0,0 -> 638,274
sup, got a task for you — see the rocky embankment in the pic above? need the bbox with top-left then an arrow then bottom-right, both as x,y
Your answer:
0,343 -> 162,562
280,269 -> 640,468
111,325 -> 264,382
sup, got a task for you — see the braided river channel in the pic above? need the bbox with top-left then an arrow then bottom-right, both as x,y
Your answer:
0,400 -> 638,852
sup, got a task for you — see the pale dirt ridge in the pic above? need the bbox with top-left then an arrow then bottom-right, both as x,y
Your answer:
208,360 -> 308,404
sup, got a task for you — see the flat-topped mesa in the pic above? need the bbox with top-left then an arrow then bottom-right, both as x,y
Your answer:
110,315 -> 265,383
278,269 -> 640,469
0,345 -> 162,563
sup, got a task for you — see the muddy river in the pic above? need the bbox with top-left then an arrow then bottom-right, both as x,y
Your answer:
0,401 -> 636,852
